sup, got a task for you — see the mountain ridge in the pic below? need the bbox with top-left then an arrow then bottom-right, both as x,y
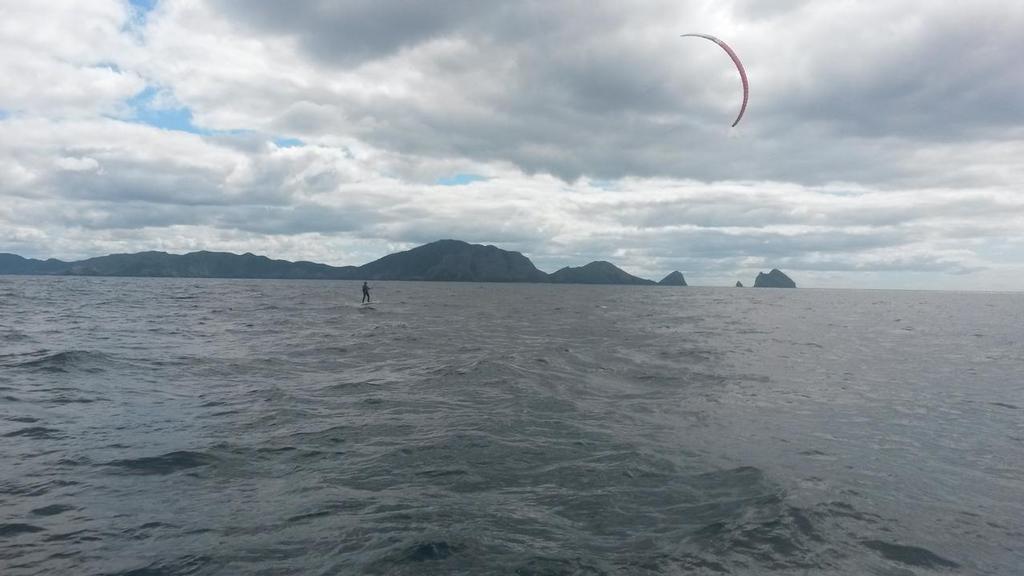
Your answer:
0,240 -> 794,287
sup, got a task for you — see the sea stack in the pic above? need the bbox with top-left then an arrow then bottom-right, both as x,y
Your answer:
658,271 -> 687,286
735,281 -> 744,287
753,269 -> 796,288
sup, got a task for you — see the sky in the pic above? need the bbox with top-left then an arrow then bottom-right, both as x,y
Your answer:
1,0 -> 1023,289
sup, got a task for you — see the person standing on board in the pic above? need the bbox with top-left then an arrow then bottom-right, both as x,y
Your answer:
361,281 -> 371,303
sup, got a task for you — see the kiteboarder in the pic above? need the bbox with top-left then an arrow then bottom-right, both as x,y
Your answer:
361,281 -> 371,303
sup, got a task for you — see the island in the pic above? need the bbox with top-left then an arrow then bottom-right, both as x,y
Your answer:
549,261 -> 655,285
356,239 -> 548,282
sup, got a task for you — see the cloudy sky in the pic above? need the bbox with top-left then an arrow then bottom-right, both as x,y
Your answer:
2,0 -> 1022,289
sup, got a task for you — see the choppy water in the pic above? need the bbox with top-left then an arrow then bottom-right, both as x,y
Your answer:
1,277 -> 1021,575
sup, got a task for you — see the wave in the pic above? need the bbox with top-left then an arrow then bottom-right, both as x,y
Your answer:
101,554 -> 214,576
104,450 -> 219,476
0,330 -> 32,343
0,479 -> 79,498
861,539 -> 960,569
0,523 -> 46,537
4,415 -> 39,423
404,541 -> 456,562
30,504 -> 77,517
0,349 -> 113,372
3,426 -> 63,439
43,528 -> 102,544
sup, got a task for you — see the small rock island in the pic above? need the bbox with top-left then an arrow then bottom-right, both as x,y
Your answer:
753,269 -> 797,288
658,271 -> 688,286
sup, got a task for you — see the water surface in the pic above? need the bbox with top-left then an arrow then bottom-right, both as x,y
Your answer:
1,277 -> 1021,574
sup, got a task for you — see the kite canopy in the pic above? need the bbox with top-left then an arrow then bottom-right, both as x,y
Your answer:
681,33 -> 749,127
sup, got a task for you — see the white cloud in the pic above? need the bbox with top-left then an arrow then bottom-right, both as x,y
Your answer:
0,0 -> 146,117
55,156 -> 101,172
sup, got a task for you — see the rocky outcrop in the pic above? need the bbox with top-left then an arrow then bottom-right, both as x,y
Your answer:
753,269 -> 796,288
658,271 -> 687,286
735,281 -> 744,287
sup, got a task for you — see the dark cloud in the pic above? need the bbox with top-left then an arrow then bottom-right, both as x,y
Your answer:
759,4 -> 1024,140
209,0 -> 490,66
729,0 -> 812,21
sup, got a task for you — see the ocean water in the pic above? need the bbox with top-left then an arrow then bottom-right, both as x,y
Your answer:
0,277 -> 1021,575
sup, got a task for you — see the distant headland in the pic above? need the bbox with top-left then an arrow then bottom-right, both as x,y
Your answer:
0,239 -> 796,287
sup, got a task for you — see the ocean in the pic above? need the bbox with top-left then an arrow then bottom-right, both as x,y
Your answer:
1,277 -> 1021,575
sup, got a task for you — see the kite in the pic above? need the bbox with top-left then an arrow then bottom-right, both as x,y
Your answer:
680,34 -> 749,127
